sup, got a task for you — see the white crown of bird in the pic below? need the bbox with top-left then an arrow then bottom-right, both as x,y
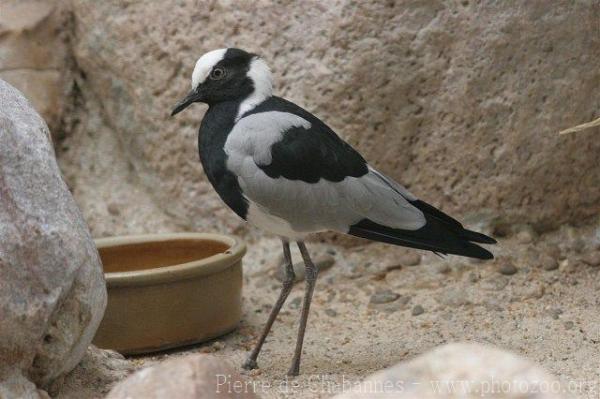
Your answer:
191,48 -> 273,95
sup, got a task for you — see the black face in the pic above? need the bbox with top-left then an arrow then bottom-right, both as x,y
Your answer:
171,48 -> 256,116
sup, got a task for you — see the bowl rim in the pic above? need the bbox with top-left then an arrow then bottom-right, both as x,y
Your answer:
95,233 -> 246,287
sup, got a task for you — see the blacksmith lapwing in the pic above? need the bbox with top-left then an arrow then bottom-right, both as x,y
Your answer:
171,48 -> 496,376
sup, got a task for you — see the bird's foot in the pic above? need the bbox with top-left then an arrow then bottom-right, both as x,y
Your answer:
242,357 -> 258,371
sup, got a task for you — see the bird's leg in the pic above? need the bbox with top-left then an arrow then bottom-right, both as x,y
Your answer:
242,239 -> 295,370
287,241 -> 319,376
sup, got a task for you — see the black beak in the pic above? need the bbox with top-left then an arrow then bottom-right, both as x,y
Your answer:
171,89 -> 202,116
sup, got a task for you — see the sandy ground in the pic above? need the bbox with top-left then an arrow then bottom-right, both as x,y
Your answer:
60,222 -> 600,398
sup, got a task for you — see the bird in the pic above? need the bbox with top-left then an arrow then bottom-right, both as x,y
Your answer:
171,48 -> 496,376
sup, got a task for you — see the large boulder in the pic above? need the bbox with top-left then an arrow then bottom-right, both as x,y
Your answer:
334,342 -> 565,399
0,80 -> 106,397
61,0 -> 599,237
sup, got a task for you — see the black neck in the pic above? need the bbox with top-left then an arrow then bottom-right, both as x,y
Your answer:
196,99 -> 248,219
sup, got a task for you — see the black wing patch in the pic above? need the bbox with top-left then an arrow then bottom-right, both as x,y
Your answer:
249,97 -> 368,183
260,125 -> 368,183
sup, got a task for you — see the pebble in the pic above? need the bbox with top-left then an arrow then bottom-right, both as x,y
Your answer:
468,271 -> 480,283
581,251 -> 600,267
385,264 -> 403,272
480,275 -> 509,291
399,252 -> 421,267
564,321 -> 574,330
289,297 -> 302,309
540,255 -> 559,271
380,295 -> 411,313
549,308 -> 563,320
371,271 -> 387,281
570,238 -> 586,254
275,255 -> 335,282
498,259 -> 518,275
516,228 -> 535,244
107,202 -> 120,215
520,283 -> 545,300
324,308 -> 338,317
560,259 -> 578,273
545,246 -> 562,260
436,263 -> 451,274
411,305 -> 425,316
398,296 -> 411,305
369,290 -> 400,304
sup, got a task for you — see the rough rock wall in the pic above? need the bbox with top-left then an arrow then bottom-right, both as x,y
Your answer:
0,80 -> 106,398
18,1 -> 600,238
0,0 -> 72,139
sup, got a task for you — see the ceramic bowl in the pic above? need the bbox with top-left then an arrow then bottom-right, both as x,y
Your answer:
92,233 -> 246,354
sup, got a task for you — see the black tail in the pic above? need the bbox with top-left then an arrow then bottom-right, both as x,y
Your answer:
348,200 -> 496,260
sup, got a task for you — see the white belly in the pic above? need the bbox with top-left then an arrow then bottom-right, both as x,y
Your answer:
246,201 -> 320,240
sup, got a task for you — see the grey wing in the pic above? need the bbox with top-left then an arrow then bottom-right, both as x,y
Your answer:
224,111 -> 426,234
239,166 -> 427,234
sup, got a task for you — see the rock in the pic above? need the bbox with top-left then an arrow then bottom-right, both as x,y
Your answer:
398,252 -> 422,267
385,264 -> 403,272
0,0 -> 72,137
498,258 -> 518,275
570,238 -> 586,254
581,251 -> 600,267
516,227 -> 536,244
519,283 -> 545,300
0,373 -> 51,399
107,202 -> 121,216
540,255 -> 559,271
480,275 -> 509,291
275,255 -> 335,283
58,346 -> 135,399
411,305 -> 425,316
0,80 -> 107,396
468,271 -> 480,283
62,1 -> 600,237
369,290 -> 400,304
106,354 -> 259,399
438,289 -> 470,308
435,263 -> 451,274
549,308 -> 563,320
333,343 -> 565,399
564,321 -> 574,330
560,259 -> 578,274
288,297 -> 302,310
324,308 -> 338,317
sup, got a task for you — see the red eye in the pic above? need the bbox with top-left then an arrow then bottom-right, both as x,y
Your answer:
210,67 -> 226,80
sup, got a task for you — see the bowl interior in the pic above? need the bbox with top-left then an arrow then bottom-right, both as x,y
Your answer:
98,239 -> 230,273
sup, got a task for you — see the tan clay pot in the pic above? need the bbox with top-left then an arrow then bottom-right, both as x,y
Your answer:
92,233 -> 246,355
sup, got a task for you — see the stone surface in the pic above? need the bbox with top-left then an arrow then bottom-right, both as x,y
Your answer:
0,80 -> 106,396
0,0 -> 72,137
57,0 -> 600,239
334,343 -> 564,399
57,346 -> 135,399
106,354 -> 259,399
17,222 -> 600,399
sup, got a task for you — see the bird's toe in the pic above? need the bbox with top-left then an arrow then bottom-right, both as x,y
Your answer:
242,358 -> 258,370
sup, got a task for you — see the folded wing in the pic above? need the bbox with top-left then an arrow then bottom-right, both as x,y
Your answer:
224,97 -> 495,258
